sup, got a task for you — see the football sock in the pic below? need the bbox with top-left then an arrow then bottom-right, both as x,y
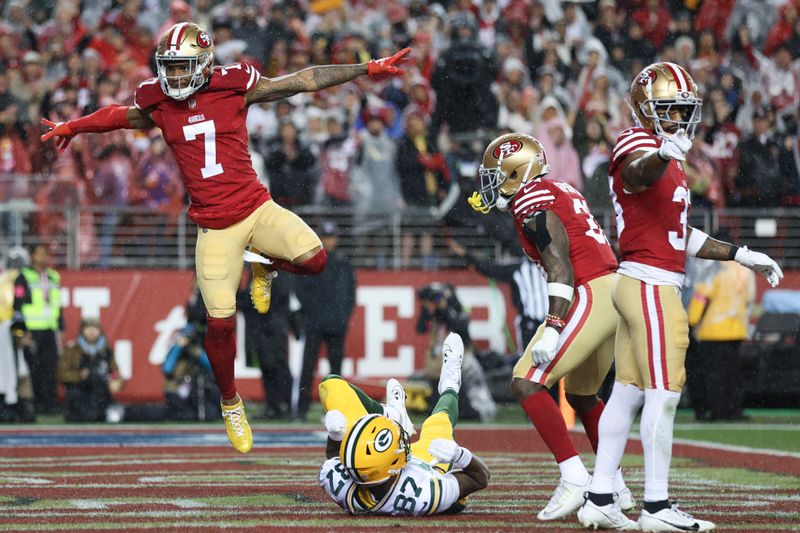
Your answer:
268,248 -> 327,275
559,455 -> 590,485
641,389 -> 680,502
643,499 -> 671,513
204,315 -> 237,400
578,399 -> 605,453
587,492 -> 615,506
521,390 -> 580,465
589,382 -> 645,494
349,383 -> 384,414
432,389 -> 459,427
614,468 -> 626,494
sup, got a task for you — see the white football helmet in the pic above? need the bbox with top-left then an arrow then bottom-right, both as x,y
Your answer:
155,22 -> 215,101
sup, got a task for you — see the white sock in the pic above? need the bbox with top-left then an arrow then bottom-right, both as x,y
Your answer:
558,455 -> 590,486
589,382 -> 645,494
641,388 -> 680,502
613,468 -> 626,493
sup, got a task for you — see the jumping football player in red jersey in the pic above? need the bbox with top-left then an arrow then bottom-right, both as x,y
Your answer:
41,22 -> 410,454
469,133 -> 633,522
577,62 -> 782,532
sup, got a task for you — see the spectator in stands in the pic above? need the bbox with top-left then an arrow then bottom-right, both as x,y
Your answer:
687,233 -> 756,421
13,243 -> 64,415
735,105 -> 795,206
318,113 -> 358,206
431,12 -> 498,137
395,108 -> 449,269
91,143 -> 131,268
58,317 -> 124,422
263,120 -> 317,208
295,221 -> 356,421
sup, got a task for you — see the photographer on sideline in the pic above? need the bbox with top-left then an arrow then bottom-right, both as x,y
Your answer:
162,324 -> 218,421
416,283 -> 496,421
58,317 -> 123,422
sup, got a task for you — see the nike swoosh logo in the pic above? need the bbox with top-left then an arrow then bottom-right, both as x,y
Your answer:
652,517 -> 699,531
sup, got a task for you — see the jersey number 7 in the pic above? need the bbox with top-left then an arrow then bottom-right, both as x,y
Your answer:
183,119 -> 223,178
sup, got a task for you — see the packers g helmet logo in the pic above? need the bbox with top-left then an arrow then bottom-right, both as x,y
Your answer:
493,140 -> 522,159
374,428 -> 393,453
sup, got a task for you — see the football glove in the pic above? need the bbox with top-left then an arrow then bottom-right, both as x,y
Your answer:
531,326 -> 561,366
40,118 -> 75,151
367,47 -> 411,80
428,438 -> 473,469
657,129 -> 692,162
324,410 -> 348,442
735,246 -> 784,287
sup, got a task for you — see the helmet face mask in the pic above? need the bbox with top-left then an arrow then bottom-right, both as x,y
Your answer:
630,62 -> 702,139
472,133 -> 551,213
340,414 -> 410,486
156,22 -> 215,101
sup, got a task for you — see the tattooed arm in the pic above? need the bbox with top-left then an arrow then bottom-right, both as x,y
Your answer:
244,48 -> 410,105
244,64 -> 368,105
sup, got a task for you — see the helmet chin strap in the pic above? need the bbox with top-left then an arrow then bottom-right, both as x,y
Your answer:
496,196 -> 510,211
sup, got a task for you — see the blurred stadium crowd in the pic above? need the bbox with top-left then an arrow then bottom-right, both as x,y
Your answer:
1,0 -> 800,236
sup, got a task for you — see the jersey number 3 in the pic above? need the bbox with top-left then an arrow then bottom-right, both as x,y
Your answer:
668,186 -> 690,251
183,120 -> 223,178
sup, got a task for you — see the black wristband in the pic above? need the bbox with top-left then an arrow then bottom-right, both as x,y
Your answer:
728,245 -> 740,260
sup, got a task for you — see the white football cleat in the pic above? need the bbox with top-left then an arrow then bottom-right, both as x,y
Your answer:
438,332 -> 464,394
384,378 -> 415,436
537,476 -> 591,521
578,499 -> 639,530
618,487 -> 636,511
638,504 -> 715,531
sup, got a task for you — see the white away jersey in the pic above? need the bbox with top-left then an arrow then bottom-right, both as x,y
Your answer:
319,456 -> 460,516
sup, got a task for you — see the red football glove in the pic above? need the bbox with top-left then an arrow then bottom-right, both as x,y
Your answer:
367,47 -> 411,80
40,118 -> 75,151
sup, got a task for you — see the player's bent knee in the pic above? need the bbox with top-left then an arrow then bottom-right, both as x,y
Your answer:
293,246 -> 327,274
510,377 -> 541,402
565,393 -> 598,415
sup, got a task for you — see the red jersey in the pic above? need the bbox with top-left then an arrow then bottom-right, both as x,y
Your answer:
134,63 -> 270,229
510,179 -> 617,287
609,127 -> 690,285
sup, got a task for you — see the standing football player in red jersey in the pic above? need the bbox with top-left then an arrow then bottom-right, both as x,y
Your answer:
41,22 -> 410,454
577,63 -> 782,532
468,134 -> 633,523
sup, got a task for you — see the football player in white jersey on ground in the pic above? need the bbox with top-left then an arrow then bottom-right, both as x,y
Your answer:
318,333 -> 490,516
577,62 -> 782,532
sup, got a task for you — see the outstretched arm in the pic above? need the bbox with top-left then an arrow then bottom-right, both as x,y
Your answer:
245,48 -> 410,105
41,106 -> 155,151
687,227 -> 783,287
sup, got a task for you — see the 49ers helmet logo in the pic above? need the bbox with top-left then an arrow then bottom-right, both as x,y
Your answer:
493,140 -> 522,159
637,68 -> 656,86
197,31 -> 212,48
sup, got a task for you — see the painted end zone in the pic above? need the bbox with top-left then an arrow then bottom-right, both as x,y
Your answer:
0,426 -> 797,531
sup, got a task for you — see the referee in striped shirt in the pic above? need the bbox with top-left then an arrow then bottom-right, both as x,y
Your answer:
448,238 -> 548,353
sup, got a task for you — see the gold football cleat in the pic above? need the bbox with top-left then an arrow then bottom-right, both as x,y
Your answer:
221,398 -> 253,453
250,261 -> 277,314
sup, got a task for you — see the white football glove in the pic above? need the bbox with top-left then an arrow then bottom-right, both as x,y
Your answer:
735,246 -> 784,288
658,129 -> 692,162
531,326 -> 561,367
324,410 -> 348,442
427,438 -> 473,469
